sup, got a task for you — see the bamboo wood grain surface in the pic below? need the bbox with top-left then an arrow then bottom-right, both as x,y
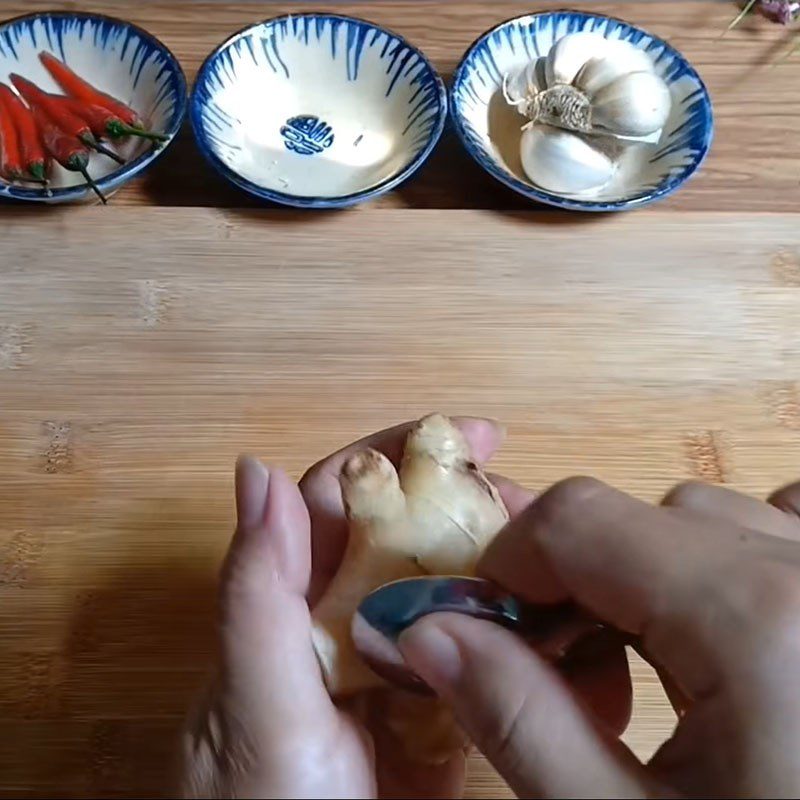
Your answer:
4,207 -> 800,796
1,1 -> 799,798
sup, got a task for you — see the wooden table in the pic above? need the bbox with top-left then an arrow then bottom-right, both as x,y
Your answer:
2,2 -> 800,797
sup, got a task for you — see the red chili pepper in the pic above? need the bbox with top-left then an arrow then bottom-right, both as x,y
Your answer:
0,85 -> 24,181
64,98 -> 167,144
32,104 -> 106,204
40,51 -> 141,128
10,74 -> 125,165
0,83 -> 50,183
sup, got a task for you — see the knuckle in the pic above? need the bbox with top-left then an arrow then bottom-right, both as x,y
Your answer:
535,476 -> 610,521
662,480 -> 709,509
479,690 -> 533,778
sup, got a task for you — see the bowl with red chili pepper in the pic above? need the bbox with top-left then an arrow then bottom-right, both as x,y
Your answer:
0,11 -> 187,203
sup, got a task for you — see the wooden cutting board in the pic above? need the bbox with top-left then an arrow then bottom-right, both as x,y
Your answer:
3,0 -> 800,795
2,207 -> 800,796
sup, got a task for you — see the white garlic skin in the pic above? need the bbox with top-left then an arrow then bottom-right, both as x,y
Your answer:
573,40 -> 654,96
590,70 -> 672,137
505,32 -> 673,139
545,32 -> 609,87
503,58 -> 547,115
519,124 -> 616,195
511,58 -> 547,98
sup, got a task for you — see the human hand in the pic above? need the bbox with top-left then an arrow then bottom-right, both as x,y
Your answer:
183,418 -> 524,799
181,418 -> 635,799
398,478 -> 800,798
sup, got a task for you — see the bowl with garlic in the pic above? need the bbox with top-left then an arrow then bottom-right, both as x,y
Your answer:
450,11 -> 713,211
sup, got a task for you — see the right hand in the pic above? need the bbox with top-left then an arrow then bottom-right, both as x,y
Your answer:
399,477 -> 800,798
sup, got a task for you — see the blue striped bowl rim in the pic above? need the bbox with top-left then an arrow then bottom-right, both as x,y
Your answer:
0,11 -> 188,203
189,13 -> 448,209
450,10 -> 714,212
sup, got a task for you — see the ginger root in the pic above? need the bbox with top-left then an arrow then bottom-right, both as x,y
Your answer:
311,414 -> 509,761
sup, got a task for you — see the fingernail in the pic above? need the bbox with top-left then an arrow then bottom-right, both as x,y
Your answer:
488,418 -> 507,439
235,455 -> 270,529
399,620 -> 463,691
467,416 -> 506,440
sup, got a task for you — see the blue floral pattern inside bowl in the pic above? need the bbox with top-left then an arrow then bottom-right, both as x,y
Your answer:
451,11 -> 714,211
0,12 -> 186,204
190,13 -> 447,208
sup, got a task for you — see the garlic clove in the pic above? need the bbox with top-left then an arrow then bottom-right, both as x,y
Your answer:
573,41 -> 655,97
533,56 -> 548,93
604,38 -> 656,72
590,70 -> 672,137
545,32 -> 609,87
519,124 -> 616,195
502,57 -> 546,114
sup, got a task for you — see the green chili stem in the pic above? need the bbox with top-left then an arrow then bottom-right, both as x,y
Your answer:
28,161 -> 47,183
70,156 -> 107,204
79,133 -> 125,165
107,120 -> 168,143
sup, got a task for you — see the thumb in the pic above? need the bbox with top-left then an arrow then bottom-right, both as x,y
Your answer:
220,457 -> 335,731
399,614 -> 656,799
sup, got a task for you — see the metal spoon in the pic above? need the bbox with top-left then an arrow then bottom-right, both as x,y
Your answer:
351,575 -> 608,694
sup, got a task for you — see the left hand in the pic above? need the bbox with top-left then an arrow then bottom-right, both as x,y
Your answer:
181,419 -> 632,798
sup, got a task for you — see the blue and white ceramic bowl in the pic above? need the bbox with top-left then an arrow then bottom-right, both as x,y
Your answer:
191,13 -> 447,208
0,12 -> 186,204
451,11 -> 713,211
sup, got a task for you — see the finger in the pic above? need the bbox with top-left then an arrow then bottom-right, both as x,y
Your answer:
221,457 -> 335,731
627,639 -> 691,718
476,479 -> 570,606
768,481 -> 800,537
399,614 -> 656,799
301,417 -> 504,604
663,481 -> 800,541
560,636 -> 633,737
479,475 -> 736,620
487,473 -> 536,517
477,476 -> 797,699
487,472 -> 536,519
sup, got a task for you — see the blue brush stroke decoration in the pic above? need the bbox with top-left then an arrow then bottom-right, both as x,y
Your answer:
190,12 -> 446,209
0,11 -> 187,204
450,10 -> 714,212
281,115 -> 335,156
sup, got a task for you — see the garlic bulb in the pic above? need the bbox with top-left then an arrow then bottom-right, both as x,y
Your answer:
574,39 -> 654,95
590,71 -> 673,137
504,57 -> 547,105
503,31 -> 672,138
545,32 -> 609,86
519,124 -> 616,195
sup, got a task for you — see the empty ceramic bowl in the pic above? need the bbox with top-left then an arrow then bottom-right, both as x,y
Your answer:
451,11 -> 713,211
190,13 -> 447,208
0,12 -> 186,204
